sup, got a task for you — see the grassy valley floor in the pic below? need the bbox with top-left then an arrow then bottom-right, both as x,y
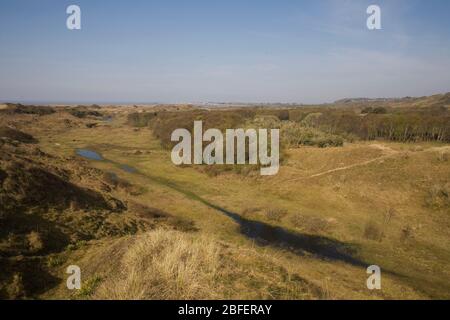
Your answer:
33,114 -> 450,299
1,104 -> 449,299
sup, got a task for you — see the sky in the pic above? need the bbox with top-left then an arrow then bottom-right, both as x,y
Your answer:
0,0 -> 450,104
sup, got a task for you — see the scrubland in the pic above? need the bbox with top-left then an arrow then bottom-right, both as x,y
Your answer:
0,94 -> 449,300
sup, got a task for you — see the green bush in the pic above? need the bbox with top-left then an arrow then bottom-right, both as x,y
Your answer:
127,112 -> 158,127
281,122 -> 344,148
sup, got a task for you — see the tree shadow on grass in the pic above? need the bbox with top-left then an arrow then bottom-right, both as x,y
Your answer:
207,203 -> 365,267
146,172 -> 365,267
93,156 -> 366,267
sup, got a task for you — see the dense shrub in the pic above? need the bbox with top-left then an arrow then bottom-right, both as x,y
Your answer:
127,112 -> 158,127
129,109 -> 255,148
0,127 -> 37,143
68,108 -> 103,118
3,104 -> 55,115
245,116 -> 344,148
281,122 -> 344,148
308,109 -> 450,142
362,107 -> 387,114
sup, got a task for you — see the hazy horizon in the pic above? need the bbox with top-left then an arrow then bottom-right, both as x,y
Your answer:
1,89 -> 449,106
1,0 -> 450,103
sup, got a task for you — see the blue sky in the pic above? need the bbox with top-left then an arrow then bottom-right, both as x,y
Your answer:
0,0 -> 449,103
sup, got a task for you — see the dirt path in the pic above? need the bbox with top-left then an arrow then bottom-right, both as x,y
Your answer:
288,144 -> 399,182
368,143 -> 398,154
426,146 -> 450,153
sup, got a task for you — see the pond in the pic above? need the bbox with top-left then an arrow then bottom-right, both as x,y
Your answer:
76,149 -> 103,161
76,149 -> 138,173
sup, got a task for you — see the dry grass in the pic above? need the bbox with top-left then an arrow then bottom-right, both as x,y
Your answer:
6,274 -> 26,299
400,225 -> 415,243
437,150 -> 449,162
265,208 -> 288,222
26,231 -> 44,253
363,221 -> 384,242
67,229 -> 323,300
289,214 -> 332,234
425,183 -> 450,209
93,230 -> 221,299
